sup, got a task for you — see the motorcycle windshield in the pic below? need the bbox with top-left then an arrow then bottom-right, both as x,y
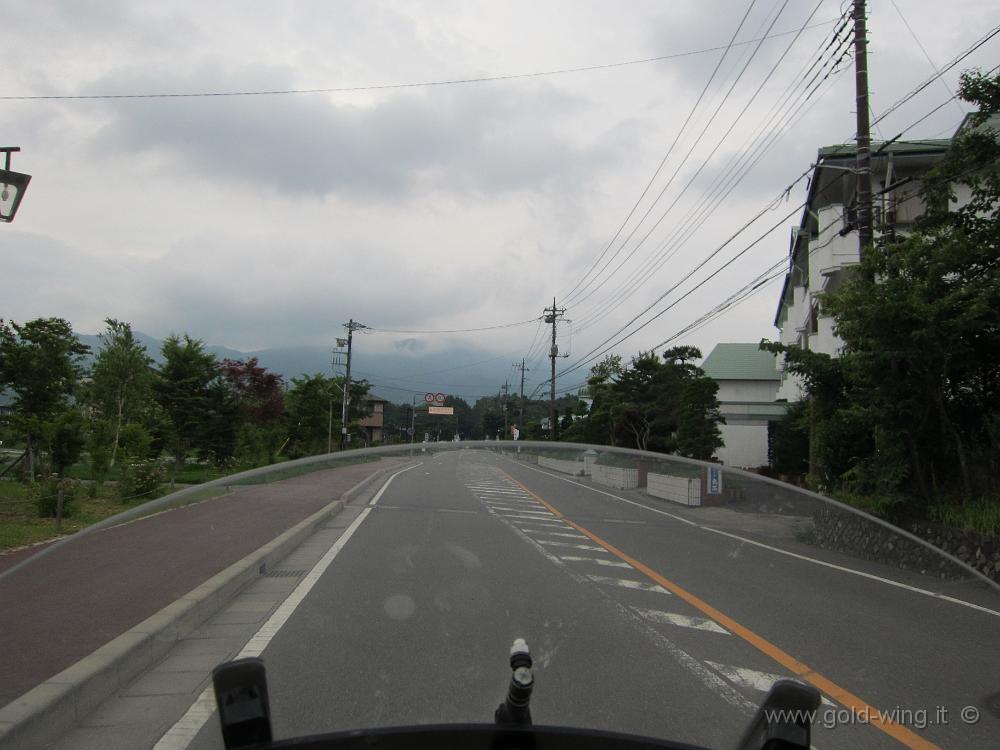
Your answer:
1,442 -> 997,750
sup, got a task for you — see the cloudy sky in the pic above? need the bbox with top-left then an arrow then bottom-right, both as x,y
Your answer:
2,0 -> 997,399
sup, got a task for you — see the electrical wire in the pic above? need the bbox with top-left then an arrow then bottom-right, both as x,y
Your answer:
558,201 -> 806,379
367,319 -> 539,334
559,0 -> 762,305
868,22 -> 1000,131
565,0 -> 801,310
0,19 -> 843,102
571,12 -> 851,332
888,0 -> 965,120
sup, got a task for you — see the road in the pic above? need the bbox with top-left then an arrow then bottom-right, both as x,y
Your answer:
0,458 -> 400,707
155,448 -> 996,750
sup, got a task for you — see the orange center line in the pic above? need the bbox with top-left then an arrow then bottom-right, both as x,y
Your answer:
499,470 -> 941,750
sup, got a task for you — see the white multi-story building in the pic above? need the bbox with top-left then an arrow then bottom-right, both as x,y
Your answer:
700,343 -> 786,469
772,137 -> 953,401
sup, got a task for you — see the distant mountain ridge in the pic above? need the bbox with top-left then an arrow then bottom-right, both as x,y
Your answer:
76,331 -> 516,403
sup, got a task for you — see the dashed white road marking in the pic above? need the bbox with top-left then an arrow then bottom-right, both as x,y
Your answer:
526,531 -> 589,540
512,458 -> 1000,619
558,555 -> 632,569
537,540 -> 607,552
706,662 -> 835,707
587,575 -> 671,594
635,608 -> 729,633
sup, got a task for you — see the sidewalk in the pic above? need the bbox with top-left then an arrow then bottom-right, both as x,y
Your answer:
0,459 -> 396,708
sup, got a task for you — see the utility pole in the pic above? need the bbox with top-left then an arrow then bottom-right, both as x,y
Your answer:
340,319 -> 367,449
329,343 -> 347,453
853,0 -> 874,259
513,359 -> 529,429
502,380 -> 510,437
544,298 -> 566,441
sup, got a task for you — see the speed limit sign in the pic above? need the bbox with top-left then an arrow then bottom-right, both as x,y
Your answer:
424,393 -> 435,404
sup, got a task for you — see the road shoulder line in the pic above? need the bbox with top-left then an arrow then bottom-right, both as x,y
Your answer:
0,461 -> 406,750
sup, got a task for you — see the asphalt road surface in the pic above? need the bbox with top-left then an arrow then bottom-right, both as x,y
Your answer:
0,458 -> 398,706
161,449 -> 999,750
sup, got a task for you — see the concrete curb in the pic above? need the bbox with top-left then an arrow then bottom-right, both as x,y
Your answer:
0,460 -> 402,750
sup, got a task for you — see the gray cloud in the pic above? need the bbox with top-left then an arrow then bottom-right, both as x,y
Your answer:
88,63 -> 616,200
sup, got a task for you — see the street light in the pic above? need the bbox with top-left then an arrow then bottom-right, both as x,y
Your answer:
0,148 -> 31,223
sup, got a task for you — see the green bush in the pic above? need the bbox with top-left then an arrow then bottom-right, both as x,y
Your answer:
32,475 -> 80,518
928,500 -> 1000,538
118,460 -> 166,502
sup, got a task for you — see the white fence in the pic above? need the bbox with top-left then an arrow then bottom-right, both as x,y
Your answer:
591,464 -> 639,490
538,457 -> 586,476
647,472 -> 701,506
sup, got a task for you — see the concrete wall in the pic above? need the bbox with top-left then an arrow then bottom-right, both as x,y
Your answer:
591,464 -> 639,490
647,473 -> 701,506
715,422 -> 769,469
716,380 -> 779,402
538,456 -> 585,476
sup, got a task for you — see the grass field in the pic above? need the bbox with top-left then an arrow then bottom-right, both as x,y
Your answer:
0,481 -> 136,552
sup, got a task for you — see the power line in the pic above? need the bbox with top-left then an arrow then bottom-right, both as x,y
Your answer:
868,22 -> 1000,131
367,319 -> 538,334
887,0 -> 965,120
559,0 -> 761,305
570,9 -> 850,332
0,19 -> 842,102
565,0 -> 800,310
653,259 -> 788,349
558,201 -> 806,379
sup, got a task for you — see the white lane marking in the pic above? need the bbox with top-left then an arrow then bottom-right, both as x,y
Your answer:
369,463 -> 423,507
587,575 -> 671,594
635,608 -> 729,633
538,540 -> 607,552
706,661 -> 835,707
478,471 -> 755,717
482,503 -> 545,512
559,555 -> 632,569
513,460 -> 1000,619
495,513 -> 556,521
514,524 -> 570,532
526,531 -> 589,540
154,465 -> 413,750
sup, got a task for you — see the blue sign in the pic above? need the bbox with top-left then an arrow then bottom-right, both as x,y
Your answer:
708,467 -> 723,495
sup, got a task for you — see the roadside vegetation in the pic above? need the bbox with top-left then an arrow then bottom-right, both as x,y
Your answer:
0,319 -> 379,551
763,70 -> 1000,538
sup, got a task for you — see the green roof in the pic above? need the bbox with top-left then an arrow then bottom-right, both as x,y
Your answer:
817,139 -> 951,159
700,343 -> 779,381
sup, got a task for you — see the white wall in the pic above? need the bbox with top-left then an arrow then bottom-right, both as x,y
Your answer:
715,422 -> 770,469
717,379 -> 779,402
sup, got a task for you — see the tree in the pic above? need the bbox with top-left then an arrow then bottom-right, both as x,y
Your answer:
88,319 -> 153,468
0,318 -> 90,479
220,358 -> 285,465
154,334 -> 220,470
764,69 -> 1000,517
676,377 -> 724,460
570,347 -> 723,456
284,374 -> 371,457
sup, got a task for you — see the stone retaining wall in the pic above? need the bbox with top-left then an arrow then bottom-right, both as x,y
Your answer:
807,508 -> 1000,582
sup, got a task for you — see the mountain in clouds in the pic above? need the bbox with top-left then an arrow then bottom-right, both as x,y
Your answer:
77,331 -> 519,403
